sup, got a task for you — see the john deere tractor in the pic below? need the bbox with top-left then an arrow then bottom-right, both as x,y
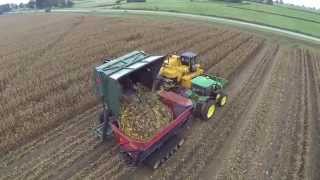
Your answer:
185,74 -> 228,120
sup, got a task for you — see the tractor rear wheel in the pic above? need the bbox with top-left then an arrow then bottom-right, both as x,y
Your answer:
200,100 -> 216,121
217,93 -> 228,107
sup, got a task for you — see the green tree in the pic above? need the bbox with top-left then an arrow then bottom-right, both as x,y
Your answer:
19,3 -> 25,8
0,4 -> 11,14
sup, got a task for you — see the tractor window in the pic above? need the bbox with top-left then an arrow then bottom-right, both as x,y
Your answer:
192,84 -> 205,95
189,57 -> 197,72
190,57 -> 195,66
181,56 -> 189,66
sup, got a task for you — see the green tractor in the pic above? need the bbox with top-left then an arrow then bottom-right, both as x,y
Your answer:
184,74 -> 228,120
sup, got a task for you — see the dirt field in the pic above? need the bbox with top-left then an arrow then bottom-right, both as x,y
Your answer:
0,14 -> 319,180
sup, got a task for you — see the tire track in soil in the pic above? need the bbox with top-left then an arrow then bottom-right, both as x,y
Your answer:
212,47 -> 300,180
258,49 -> 301,180
307,52 -> 320,180
296,49 -> 320,180
296,49 -> 310,180
197,43 -> 275,180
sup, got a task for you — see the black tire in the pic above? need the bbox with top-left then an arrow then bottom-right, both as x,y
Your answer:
200,100 -> 216,121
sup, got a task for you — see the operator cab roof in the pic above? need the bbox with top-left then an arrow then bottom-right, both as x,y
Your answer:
181,52 -> 197,59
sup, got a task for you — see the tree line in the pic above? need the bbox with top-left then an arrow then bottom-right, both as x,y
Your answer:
0,0 -> 73,14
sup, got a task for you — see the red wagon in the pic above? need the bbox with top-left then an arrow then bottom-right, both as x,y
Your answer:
112,91 -> 193,168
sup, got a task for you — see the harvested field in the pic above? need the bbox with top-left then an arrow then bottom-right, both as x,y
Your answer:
0,14 -> 319,180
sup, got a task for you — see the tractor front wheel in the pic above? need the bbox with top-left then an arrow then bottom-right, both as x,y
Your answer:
200,100 -> 216,121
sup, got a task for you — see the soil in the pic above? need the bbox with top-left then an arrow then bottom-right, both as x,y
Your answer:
0,14 -> 319,180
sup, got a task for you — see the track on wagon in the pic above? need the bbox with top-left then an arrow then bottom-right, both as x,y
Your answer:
0,14 -> 319,180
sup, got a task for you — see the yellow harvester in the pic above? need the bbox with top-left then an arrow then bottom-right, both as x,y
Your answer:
159,52 -> 204,89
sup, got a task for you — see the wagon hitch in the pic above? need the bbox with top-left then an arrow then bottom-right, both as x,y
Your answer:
94,122 -> 113,140
94,105 -> 114,141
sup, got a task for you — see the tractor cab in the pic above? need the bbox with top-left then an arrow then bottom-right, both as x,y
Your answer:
191,75 -> 225,96
180,52 -> 197,72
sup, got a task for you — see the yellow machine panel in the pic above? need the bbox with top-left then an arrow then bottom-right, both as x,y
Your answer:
159,53 -> 204,89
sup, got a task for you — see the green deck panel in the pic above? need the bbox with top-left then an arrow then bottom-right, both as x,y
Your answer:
95,51 -> 148,78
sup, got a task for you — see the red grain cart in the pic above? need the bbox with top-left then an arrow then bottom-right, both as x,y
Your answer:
112,91 -> 193,169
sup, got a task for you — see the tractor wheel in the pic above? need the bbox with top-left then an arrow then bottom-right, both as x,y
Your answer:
200,100 -> 216,121
217,93 -> 228,107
